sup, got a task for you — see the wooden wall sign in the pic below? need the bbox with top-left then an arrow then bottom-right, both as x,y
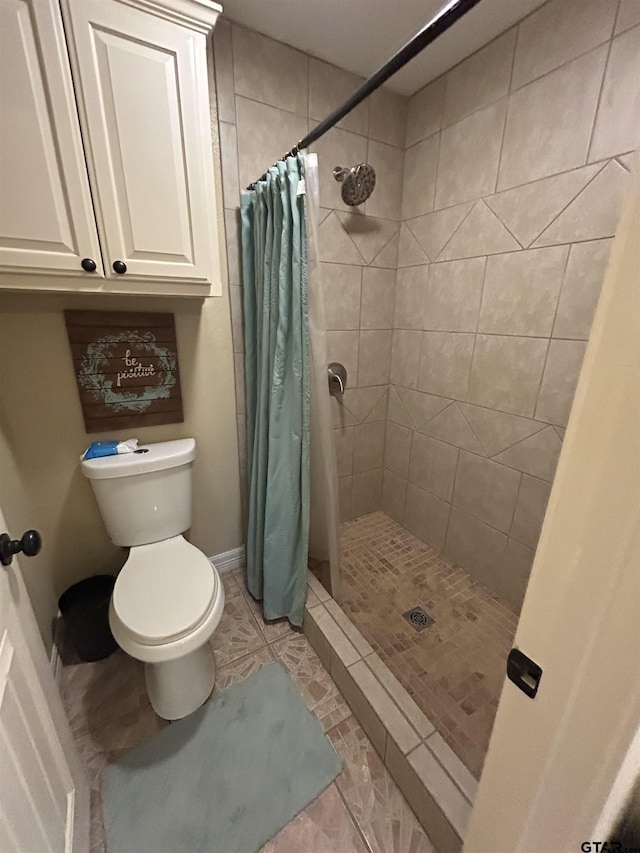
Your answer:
65,310 -> 183,433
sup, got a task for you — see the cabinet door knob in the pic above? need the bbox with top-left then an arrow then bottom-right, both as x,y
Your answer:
81,258 -> 97,272
112,260 -> 127,274
0,530 -> 42,567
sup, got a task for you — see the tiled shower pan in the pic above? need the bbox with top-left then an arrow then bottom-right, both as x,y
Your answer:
305,572 -> 479,853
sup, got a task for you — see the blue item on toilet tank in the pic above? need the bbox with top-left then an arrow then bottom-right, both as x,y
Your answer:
81,439 -> 138,460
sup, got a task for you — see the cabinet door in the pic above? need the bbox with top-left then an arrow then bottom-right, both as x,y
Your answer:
63,0 -> 219,285
0,0 -> 104,277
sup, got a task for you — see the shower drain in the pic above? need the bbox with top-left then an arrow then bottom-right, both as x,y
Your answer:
402,606 -> 435,632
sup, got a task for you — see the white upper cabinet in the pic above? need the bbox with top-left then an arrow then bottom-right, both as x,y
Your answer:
0,0 -> 222,296
0,0 -> 104,277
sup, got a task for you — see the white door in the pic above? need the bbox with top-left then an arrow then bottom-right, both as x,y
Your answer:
0,0 -> 103,278
0,508 -> 89,852
62,0 -> 218,284
465,178 -> 640,850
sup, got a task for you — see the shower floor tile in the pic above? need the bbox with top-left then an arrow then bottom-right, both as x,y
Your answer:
339,511 -> 519,779
60,566 -> 435,852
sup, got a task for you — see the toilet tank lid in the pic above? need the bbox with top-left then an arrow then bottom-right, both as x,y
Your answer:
81,438 -> 196,480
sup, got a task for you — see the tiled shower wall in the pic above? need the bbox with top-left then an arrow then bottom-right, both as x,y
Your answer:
213,20 -> 408,525
214,0 -> 639,607
382,0 -> 639,608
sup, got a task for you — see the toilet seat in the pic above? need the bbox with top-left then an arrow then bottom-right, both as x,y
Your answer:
111,535 -> 217,646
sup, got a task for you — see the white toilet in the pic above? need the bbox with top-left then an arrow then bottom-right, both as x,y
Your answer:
81,438 -> 225,720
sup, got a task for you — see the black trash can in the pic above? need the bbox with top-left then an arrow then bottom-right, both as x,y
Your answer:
58,575 -> 118,662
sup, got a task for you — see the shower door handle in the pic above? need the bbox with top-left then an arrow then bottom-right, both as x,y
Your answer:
328,363 -> 347,397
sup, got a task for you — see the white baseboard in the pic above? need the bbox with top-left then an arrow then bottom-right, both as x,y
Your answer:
210,545 -> 245,573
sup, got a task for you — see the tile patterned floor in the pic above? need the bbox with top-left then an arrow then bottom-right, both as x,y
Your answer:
338,512 -> 520,779
60,568 -> 435,853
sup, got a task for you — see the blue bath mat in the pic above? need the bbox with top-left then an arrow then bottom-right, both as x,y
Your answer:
101,662 -> 341,853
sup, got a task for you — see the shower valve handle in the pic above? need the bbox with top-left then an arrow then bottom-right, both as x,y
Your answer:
328,363 -> 347,397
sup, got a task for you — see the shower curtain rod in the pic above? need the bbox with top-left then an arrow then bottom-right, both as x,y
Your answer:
246,0 -> 483,190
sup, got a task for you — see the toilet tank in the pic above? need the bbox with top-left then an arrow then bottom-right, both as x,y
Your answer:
81,439 -> 196,547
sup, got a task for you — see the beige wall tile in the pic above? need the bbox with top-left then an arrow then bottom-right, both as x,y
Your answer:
499,538 -> 535,610
397,222 -> 429,267
398,387 -> 451,429
452,451 -> 521,534
435,99 -> 507,209
403,482 -> 451,553
458,404 -> 545,457
535,339 -> 587,426
387,386 -> 414,428
511,0 -> 617,90
494,425 -> 562,482
361,268 -> 395,329
365,140 -> 404,221
368,86 -> 408,148
381,468 -> 408,524
510,474 -> 552,549
467,335 -> 548,417
418,332 -> 475,399
235,97 -> 308,189
553,239 -> 612,339
337,213 -> 399,265
229,285 -> 244,354
438,201 -> 520,261
348,660 -> 420,755
395,266 -> 429,330
402,135 -> 439,219
352,469 -> 383,516
353,421 -> 385,473
213,19 -> 235,124
443,29 -> 516,127
322,263 -> 362,330
406,78 -> 445,147
478,246 -> 568,336
342,386 -> 386,423
384,421 -> 412,478
358,331 -> 392,386
334,425 -> 354,477
326,330 -> 360,386
364,652 -> 436,739
409,433 -> 458,502
308,58 -> 368,135
385,738 -> 463,853
589,26 -> 640,161
319,214 -> 365,265
224,208 -> 241,285
485,164 -> 600,248
338,475 -> 353,521
219,121 -> 240,208
615,0 -> 640,34
232,26 -> 308,115
314,128 -> 369,212
420,403 -> 484,455
408,203 -> 473,261
426,258 -> 485,332
444,507 -> 508,590
533,160 -> 630,246
390,330 -> 422,388
498,46 -> 608,190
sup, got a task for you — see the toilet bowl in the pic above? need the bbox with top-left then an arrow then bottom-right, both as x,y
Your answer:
81,438 -> 225,720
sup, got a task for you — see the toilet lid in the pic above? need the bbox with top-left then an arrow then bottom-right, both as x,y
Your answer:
112,536 -> 216,645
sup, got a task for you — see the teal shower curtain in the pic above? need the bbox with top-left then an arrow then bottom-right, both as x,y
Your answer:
240,157 -> 310,626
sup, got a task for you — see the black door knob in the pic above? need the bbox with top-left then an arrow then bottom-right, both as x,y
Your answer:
81,258 -> 97,272
0,530 -> 42,567
112,260 -> 127,274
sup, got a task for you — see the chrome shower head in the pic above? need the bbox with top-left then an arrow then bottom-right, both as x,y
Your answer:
333,163 -> 376,206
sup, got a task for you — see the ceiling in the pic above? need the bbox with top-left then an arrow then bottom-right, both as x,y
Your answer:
218,0 -> 548,96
